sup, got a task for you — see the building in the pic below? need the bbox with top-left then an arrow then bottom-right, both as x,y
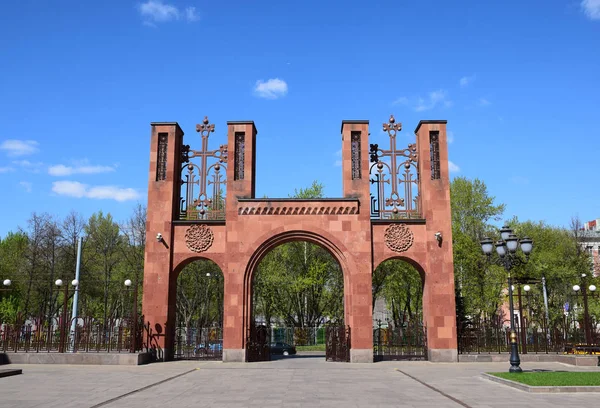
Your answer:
582,218 -> 600,277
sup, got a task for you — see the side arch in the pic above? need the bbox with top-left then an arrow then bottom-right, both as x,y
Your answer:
373,255 -> 427,282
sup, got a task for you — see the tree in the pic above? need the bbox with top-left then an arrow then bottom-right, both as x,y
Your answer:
450,177 -> 506,320
84,211 -> 123,322
176,260 -> 223,329
373,260 -> 423,327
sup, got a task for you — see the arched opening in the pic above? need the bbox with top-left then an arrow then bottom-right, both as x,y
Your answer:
248,240 -> 346,361
372,257 -> 427,361
173,258 -> 224,360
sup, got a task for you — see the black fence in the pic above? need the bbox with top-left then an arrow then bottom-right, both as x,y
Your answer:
0,315 -> 150,354
373,321 -> 427,361
325,325 -> 350,362
246,325 -> 270,362
174,326 -> 223,360
458,317 -> 600,355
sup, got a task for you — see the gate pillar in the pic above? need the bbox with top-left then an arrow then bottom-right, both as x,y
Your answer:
142,122 -> 184,361
415,120 -> 458,362
341,120 -> 373,363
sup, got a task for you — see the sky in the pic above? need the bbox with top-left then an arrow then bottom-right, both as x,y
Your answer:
0,0 -> 599,236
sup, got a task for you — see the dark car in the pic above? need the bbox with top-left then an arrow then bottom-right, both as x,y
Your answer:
270,342 -> 297,356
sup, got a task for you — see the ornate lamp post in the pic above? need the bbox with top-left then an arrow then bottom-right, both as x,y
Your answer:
572,273 -> 599,345
124,278 -> 139,353
481,226 -> 534,373
55,279 -> 79,353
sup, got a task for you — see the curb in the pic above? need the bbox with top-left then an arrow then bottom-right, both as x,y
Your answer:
482,373 -> 600,393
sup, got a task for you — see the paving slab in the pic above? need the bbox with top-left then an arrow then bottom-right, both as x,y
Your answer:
1,357 -> 600,407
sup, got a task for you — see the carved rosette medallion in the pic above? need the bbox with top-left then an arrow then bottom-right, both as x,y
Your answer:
384,224 -> 414,253
185,224 -> 214,253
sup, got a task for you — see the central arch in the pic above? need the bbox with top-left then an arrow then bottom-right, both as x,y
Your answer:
242,229 -> 354,358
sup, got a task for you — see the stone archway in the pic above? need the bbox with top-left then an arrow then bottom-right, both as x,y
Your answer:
242,229 -> 353,359
142,116 -> 457,363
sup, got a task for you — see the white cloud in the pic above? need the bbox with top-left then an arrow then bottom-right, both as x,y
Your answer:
12,160 -> 44,173
478,98 -> 491,107
138,1 -> 200,25
20,181 -> 32,193
185,6 -> 199,21
0,166 -> 14,173
460,75 -> 476,87
447,131 -> 454,144
48,163 -> 116,176
395,90 -> 452,112
253,78 -> 288,99
448,161 -> 460,173
334,149 -> 342,167
52,181 -> 140,202
0,140 -> 39,156
582,0 -> 600,20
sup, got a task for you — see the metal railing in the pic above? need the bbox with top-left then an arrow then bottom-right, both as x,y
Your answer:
0,315 -> 161,357
373,320 -> 427,361
458,317 -> 600,355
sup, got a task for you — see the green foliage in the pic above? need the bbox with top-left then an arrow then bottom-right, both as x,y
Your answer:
291,180 -> 325,199
0,207 -> 146,325
253,241 -> 344,327
372,259 -> 423,326
176,260 -> 223,328
451,177 -> 506,319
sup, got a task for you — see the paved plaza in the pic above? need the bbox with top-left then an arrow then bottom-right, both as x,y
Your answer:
2,356 -> 600,407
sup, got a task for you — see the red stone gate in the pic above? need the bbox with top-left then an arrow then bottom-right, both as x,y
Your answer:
142,115 -> 457,362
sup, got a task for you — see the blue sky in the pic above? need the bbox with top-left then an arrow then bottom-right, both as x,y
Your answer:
0,0 -> 599,236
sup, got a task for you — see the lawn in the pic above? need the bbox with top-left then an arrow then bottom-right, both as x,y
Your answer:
489,371 -> 600,386
295,344 -> 326,352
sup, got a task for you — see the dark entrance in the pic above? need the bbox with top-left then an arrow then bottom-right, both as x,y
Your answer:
246,324 -> 270,362
325,325 -> 351,362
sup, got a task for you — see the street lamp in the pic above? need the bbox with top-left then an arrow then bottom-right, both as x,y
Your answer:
124,278 -> 139,353
481,226 -> 534,373
572,273 -> 599,345
55,279 -> 79,353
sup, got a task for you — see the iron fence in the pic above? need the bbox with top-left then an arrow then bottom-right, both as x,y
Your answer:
373,320 -> 427,361
458,317 -> 600,355
246,324 -> 270,362
174,326 -> 223,360
0,315 -> 157,356
325,325 -> 350,362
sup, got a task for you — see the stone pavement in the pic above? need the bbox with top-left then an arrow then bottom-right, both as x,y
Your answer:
2,356 -> 600,408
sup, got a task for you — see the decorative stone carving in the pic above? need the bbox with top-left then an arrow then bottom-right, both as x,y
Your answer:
185,224 -> 214,252
384,224 -> 414,253
238,204 -> 359,216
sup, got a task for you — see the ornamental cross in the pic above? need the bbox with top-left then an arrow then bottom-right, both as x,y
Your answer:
181,116 -> 228,214
369,115 -> 419,217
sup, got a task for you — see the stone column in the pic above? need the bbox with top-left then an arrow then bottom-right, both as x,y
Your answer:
142,122 -> 184,361
414,120 -> 458,362
341,120 -> 373,363
223,121 -> 258,362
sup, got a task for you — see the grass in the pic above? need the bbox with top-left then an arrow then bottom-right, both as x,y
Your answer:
295,344 -> 326,351
489,371 -> 600,386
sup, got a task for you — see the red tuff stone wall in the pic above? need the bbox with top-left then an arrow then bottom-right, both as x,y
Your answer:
142,118 -> 457,363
